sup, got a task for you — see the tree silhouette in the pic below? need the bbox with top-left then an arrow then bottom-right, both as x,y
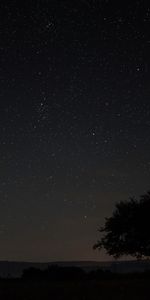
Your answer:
94,191 -> 150,259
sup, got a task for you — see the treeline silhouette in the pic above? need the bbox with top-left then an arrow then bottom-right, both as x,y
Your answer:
21,265 -> 150,282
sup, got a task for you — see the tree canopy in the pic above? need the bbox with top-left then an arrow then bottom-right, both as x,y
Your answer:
94,191 -> 150,259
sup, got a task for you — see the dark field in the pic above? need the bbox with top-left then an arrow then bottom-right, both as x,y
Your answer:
0,278 -> 150,300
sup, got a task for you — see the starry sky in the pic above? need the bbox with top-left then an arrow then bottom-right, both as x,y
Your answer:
0,0 -> 150,262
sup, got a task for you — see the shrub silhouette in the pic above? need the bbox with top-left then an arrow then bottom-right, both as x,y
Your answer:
94,191 -> 150,259
22,265 -> 85,281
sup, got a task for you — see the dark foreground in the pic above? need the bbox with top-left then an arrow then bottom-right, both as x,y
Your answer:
0,278 -> 150,300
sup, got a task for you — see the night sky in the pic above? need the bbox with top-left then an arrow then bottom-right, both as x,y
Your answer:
0,0 -> 150,262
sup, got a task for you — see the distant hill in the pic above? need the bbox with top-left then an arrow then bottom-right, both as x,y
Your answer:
0,260 -> 150,278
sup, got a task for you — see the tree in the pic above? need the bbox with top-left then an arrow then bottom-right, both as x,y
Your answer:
94,191 -> 150,259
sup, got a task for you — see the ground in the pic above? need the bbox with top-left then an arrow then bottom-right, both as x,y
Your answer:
0,278 -> 150,299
